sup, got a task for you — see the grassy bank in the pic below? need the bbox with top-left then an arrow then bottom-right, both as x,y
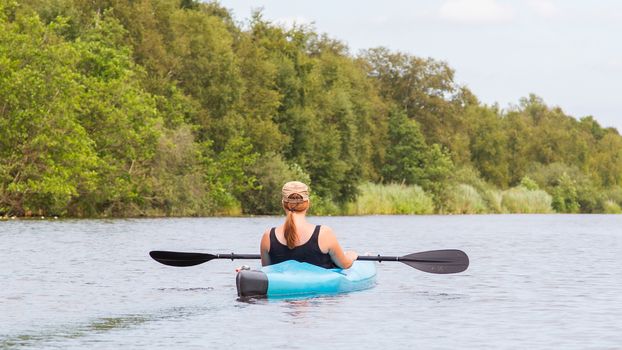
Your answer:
344,182 -> 555,215
3,181 -> 621,218
345,183 -> 434,215
339,182 -> 620,216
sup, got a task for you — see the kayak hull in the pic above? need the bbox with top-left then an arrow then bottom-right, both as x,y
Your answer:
236,260 -> 376,298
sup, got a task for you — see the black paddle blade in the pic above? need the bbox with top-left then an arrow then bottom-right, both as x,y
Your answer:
400,249 -> 469,274
149,251 -> 216,267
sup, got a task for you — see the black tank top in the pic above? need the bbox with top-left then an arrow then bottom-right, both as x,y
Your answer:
268,225 -> 336,269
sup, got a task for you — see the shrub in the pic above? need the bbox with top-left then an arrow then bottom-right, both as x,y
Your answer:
550,173 -> 580,213
240,153 -> 310,215
520,176 -> 539,190
308,195 -> 342,216
528,163 -> 597,212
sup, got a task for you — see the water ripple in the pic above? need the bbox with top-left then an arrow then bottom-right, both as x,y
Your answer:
1,215 -> 621,349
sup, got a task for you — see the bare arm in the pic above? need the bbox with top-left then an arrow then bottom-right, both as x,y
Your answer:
319,226 -> 358,269
260,229 -> 271,267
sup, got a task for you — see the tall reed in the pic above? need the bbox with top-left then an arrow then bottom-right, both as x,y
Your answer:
501,187 -> 553,213
347,182 -> 434,215
602,200 -> 622,214
444,184 -> 488,214
481,189 -> 503,213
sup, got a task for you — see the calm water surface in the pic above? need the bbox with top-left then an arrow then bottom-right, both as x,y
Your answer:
1,215 -> 621,349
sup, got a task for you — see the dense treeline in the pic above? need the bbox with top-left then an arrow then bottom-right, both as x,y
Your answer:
1,0 -> 621,217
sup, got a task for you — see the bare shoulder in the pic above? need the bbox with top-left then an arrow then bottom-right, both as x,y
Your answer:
260,228 -> 271,250
318,225 -> 337,253
319,225 -> 336,238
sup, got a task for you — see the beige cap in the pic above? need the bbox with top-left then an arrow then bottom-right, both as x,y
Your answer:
282,181 -> 309,203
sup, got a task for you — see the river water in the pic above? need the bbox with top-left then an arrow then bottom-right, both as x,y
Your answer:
1,215 -> 621,349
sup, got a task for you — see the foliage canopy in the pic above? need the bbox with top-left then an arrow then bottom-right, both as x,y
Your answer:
1,0 -> 621,216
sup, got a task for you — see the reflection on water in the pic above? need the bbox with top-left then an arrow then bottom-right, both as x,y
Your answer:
410,290 -> 468,301
1,305 -> 223,349
280,295 -> 346,319
157,287 -> 214,292
1,314 -> 150,348
1,215 -> 621,349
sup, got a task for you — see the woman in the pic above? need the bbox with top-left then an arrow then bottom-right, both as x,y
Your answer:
260,181 -> 358,269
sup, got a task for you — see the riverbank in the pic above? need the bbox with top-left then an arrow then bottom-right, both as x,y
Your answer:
3,181 -> 621,219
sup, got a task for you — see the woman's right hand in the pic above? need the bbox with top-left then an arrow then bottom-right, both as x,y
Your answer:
345,250 -> 358,264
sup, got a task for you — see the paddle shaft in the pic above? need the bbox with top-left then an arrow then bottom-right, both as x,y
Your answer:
149,249 -> 469,273
196,254 -> 429,262
151,251 -> 454,263
213,253 -> 260,260
358,255 -> 418,262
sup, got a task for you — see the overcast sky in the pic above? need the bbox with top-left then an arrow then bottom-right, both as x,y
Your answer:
219,0 -> 622,131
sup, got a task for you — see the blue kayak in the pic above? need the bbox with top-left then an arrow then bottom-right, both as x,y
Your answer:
236,260 -> 377,298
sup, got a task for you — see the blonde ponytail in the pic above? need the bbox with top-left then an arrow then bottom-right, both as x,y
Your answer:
283,209 -> 297,249
282,194 -> 310,249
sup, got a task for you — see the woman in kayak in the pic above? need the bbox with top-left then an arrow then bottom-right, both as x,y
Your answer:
260,181 -> 358,269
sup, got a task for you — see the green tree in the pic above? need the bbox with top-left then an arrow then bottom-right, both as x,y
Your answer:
0,11 -> 98,216
70,14 -> 162,216
204,136 -> 259,213
463,105 -> 509,187
360,47 -> 472,155
382,108 -> 453,197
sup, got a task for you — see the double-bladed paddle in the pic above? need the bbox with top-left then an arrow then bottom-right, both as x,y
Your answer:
149,249 -> 469,274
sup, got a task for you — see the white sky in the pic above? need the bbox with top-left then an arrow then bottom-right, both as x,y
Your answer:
218,0 -> 622,132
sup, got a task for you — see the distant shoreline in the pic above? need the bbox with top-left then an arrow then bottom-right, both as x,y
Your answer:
2,2 -> 621,218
